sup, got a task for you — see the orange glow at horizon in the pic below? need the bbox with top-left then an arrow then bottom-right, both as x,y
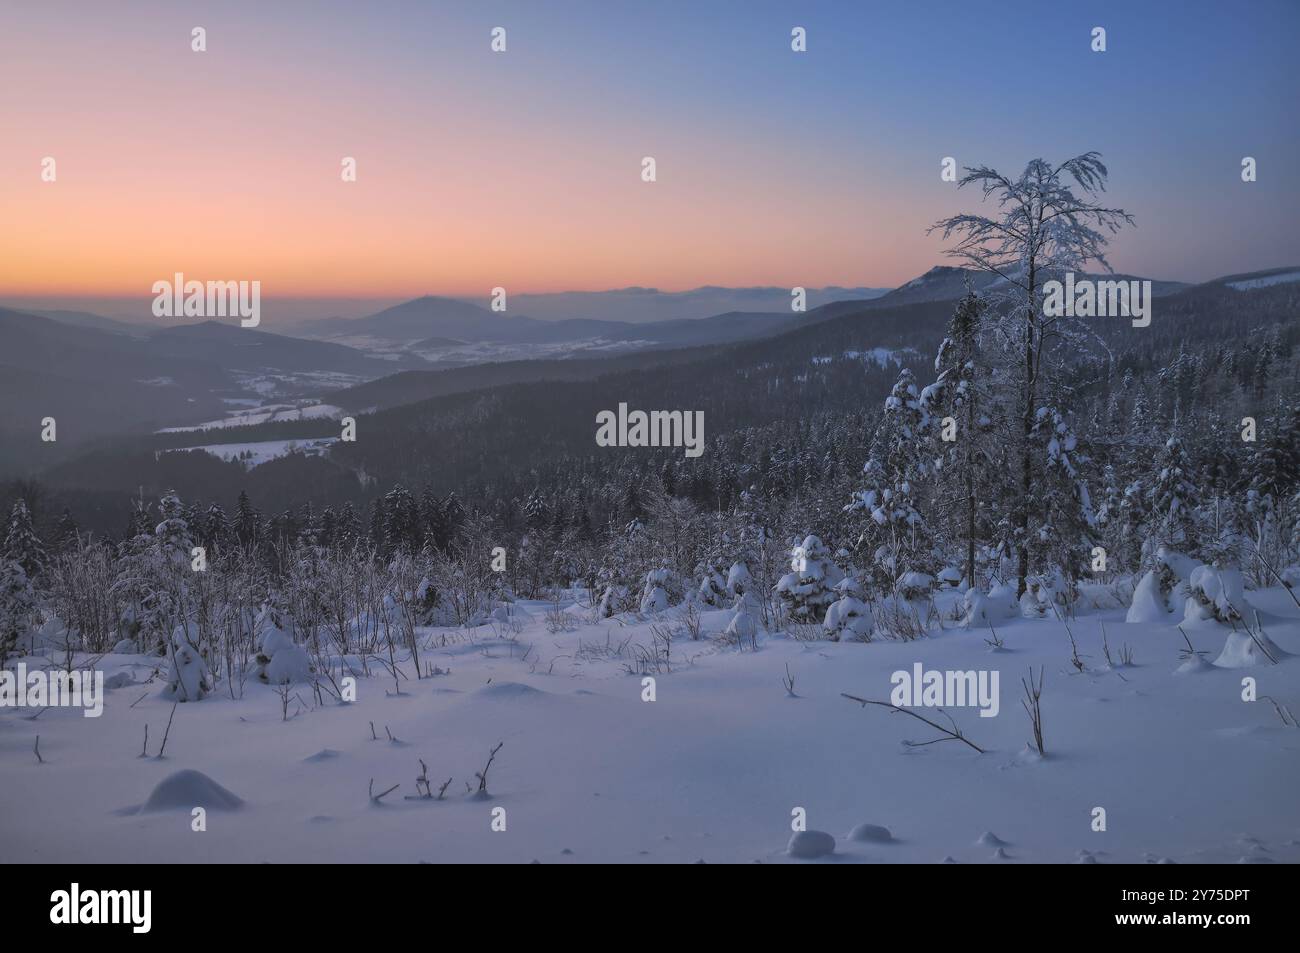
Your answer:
0,9 -> 947,300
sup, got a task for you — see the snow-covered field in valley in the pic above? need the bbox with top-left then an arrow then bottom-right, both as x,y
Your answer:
4,584 -> 1298,864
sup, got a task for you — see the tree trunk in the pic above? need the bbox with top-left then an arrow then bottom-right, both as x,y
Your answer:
1017,264 -> 1037,598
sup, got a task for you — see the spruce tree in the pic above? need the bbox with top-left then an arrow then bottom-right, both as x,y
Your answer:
4,499 -> 46,579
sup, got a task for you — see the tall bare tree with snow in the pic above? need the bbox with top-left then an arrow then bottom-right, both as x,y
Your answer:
930,153 -> 1133,596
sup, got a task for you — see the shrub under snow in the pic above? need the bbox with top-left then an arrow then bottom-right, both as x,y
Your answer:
252,610 -> 312,685
161,627 -> 212,702
640,569 -> 672,615
1125,547 -> 1194,624
823,578 -> 873,642
1183,565 -> 1248,625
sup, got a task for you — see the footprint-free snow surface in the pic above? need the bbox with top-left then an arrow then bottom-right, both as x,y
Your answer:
3,584 -> 1299,863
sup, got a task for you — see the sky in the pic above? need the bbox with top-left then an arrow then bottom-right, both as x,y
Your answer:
1,0 -> 1297,318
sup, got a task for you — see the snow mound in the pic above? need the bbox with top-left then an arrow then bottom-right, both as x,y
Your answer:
1174,655 -> 1216,675
1214,628 -> 1285,668
103,671 -> 134,689
476,681 -> 548,700
976,831 -> 1008,847
304,748 -> 341,762
141,769 -> 244,812
786,830 -> 836,859
848,823 -> 893,843
725,604 -> 758,642
1127,549 -> 1196,624
252,609 -> 312,684
491,602 -> 533,625
1127,570 -> 1174,623
962,587 -> 1015,627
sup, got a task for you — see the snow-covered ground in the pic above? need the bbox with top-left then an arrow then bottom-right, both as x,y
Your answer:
157,402 -> 342,433
160,437 -> 338,467
1226,270 -> 1300,291
3,585 -> 1298,864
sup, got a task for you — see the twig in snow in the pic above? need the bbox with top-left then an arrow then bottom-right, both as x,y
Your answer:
781,663 -> 797,697
476,741 -> 504,794
156,702 -> 178,758
1260,696 -> 1298,728
841,693 -> 985,753
369,778 -> 400,803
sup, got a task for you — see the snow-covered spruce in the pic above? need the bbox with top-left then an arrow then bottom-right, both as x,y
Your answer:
775,535 -> 842,624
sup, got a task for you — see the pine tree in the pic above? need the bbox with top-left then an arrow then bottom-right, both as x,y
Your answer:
1144,435 -> 1200,560
337,500 -> 361,545
848,368 -> 936,591
4,499 -> 46,579
0,558 -> 35,666
234,490 -> 260,549
383,484 -> 419,552
1025,406 -> 1096,590
775,534 -> 842,623
55,507 -> 79,550
921,291 -> 996,587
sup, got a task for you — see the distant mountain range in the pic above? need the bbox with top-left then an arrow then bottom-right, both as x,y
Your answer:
284,285 -> 892,352
6,265 -> 1293,473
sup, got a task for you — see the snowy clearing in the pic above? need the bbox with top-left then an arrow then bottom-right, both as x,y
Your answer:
160,438 -> 339,468
157,402 -> 342,433
3,585 -> 1297,864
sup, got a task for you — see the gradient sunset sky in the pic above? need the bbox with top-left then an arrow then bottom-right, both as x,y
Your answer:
2,0 -> 1297,315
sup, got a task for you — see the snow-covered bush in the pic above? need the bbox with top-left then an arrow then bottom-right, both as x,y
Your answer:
775,535 -> 842,623
896,571 -> 934,601
696,563 -> 728,607
823,578 -> 873,642
1019,574 -> 1063,619
1183,565 -> 1248,625
162,627 -> 212,702
724,594 -> 759,646
936,566 -> 963,589
640,568 -> 673,615
725,561 -> 752,599
252,608 -> 312,685
1214,625 -> 1285,668
1125,547 -> 1195,624
961,584 -> 1016,628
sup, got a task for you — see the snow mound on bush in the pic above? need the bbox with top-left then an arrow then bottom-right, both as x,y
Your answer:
963,585 -> 1016,627
848,822 -> 893,843
1127,569 -> 1176,623
253,609 -> 311,684
141,769 -> 244,812
787,829 -> 835,858
1214,628 -> 1286,668
1184,566 -> 1249,625
476,681 -> 548,700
